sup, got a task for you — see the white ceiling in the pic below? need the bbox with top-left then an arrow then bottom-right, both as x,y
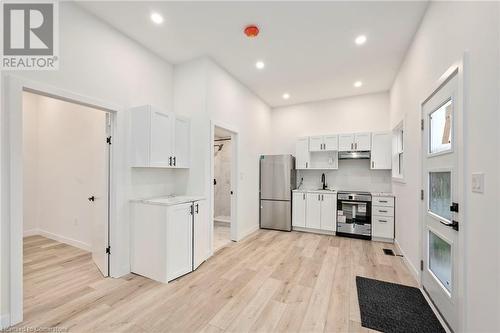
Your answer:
78,1 -> 428,107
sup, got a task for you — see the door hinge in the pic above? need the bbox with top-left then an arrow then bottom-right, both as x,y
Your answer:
106,136 -> 112,145
420,190 -> 424,200
450,202 -> 459,213
421,119 -> 424,130
420,260 -> 424,271
106,246 -> 111,255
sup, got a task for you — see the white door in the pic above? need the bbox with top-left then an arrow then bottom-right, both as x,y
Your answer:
193,200 -> 210,269
90,112 -> 111,277
150,109 -> 173,167
323,135 -> 338,151
173,116 -> 190,168
371,132 -> 392,169
295,137 -> 310,169
422,72 -> 460,332
338,134 -> 354,151
292,192 -> 306,228
320,194 -> 336,231
309,136 -> 323,151
354,133 -> 371,151
166,202 -> 193,281
305,193 -> 321,229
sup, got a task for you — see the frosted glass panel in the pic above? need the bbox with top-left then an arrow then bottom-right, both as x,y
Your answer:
429,231 -> 452,292
429,100 -> 452,154
429,172 -> 451,221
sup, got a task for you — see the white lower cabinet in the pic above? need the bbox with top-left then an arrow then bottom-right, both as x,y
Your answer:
293,191 -> 336,233
131,199 -> 209,283
371,196 -> 395,242
306,193 -> 322,229
292,192 -> 306,228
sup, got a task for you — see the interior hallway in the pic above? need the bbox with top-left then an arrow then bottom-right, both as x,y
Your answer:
19,231 -> 417,332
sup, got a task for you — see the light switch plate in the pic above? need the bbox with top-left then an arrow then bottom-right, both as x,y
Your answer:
471,172 -> 484,193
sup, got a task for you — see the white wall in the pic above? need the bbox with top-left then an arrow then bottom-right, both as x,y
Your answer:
271,92 -> 390,154
174,58 -> 272,239
23,92 -> 108,251
1,2 -> 177,323
298,160 -> 392,193
271,92 -> 392,192
389,2 -> 500,331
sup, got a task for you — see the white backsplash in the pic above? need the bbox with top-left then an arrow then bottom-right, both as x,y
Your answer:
297,159 -> 392,192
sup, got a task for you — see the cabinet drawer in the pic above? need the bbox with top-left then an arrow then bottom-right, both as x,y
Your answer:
372,216 -> 394,239
372,206 -> 394,217
373,197 -> 394,207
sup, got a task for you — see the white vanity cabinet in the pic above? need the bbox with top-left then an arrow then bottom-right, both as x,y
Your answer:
338,132 -> 371,151
130,105 -> 190,168
131,198 -> 209,283
371,132 -> 392,170
293,191 -> 337,233
371,196 -> 395,242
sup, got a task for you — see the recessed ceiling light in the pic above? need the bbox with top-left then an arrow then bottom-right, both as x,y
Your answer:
255,61 -> 265,70
282,93 -> 290,100
150,12 -> 164,25
354,81 -> 363,88
355,35 -> 367,45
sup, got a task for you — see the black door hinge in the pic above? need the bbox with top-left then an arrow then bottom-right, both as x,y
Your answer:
450,202 -> 459,213
106,136 -> 112,145
420,260 -> 424,271
421,119 -> 424,130
106,246 -> 111,254
420,190 -> 424,201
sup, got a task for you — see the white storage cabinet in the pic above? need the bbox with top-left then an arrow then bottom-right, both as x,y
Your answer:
371,132 -> 392,170
371,196 -> 395,242
130,105 -> 190,168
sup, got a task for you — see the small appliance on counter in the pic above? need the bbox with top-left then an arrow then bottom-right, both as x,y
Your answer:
259,154 -> 296,231
336,191 -> 372,239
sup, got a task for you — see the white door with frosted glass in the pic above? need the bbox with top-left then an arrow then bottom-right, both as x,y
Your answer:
421,72 -> 460,332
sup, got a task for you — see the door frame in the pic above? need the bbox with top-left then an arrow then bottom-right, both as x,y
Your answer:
419,57 -> 467,332
210,121 -> 239,251
2,75 -> 121,326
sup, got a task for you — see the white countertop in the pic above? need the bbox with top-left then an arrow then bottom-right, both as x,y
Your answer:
371,192 -> 395,197
131,195 -> 205,206
293,189 -> 337,193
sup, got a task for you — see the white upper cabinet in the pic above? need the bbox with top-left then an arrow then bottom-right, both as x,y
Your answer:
338,132 -> 371,151
130,105 -> 190,168
338,134 -> 355,151
309,135 -> 338,152
150,110 -> 174,167
371,132 -> 392,170
323,135 -> 339,151
173,116 -> 191,168
295,137 -> 311,169
355,132 -> 371,151
309,136 -> 324,152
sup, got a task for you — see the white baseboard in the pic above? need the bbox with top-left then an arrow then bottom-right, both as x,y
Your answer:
1,313 -> 10,329
23,228 -> 91,252
394,238 -> 420,283
292,226 -> 335,236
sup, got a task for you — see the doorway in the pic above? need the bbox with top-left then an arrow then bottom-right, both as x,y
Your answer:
421,65 -> 464,333
212,125 -> 237,251
22,91 -> 111,278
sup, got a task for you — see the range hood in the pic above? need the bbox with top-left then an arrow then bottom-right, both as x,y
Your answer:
338,151 -> 371,160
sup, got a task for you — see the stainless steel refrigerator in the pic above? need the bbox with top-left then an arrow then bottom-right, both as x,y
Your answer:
259,155 -> 296,231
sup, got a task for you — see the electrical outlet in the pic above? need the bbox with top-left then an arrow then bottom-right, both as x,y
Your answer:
471,172 -> 484,193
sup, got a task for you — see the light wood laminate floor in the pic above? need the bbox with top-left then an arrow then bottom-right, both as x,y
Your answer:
19,231 -> 417,332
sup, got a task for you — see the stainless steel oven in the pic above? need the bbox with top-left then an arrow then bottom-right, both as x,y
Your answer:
336,191 -> 372,239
